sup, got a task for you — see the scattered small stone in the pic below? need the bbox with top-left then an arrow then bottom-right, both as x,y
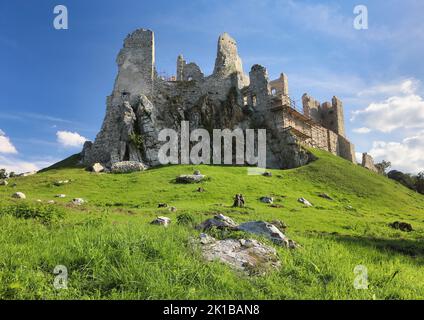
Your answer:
262,171 -> 272,177
169,206 -> 177,212
199,233 -> 215,244
47,200 -> 55,204
196,214 -> 238,230
157,203 -> 168,208
12,192 -> 26,199
196,187 -> 205,192
389,221 -> 413,232
54,180 -> 69,186
193,170 -> 201,175
270,220 -> 288,231
270,204 -> 283,208
151,216 -> 171,227
232,194 -> 245,208
260,196 -> 274,204
72,198 -> 85,205
176,174 -> 206,184
55,194 -> 66,198
298,197 -> 312,207
90,163 -> 105,173
346,205 -> 354,210
111,161 -> 146,173
36,199 -> 42,203
318,193 -> 333,200
0,179 -> 8,186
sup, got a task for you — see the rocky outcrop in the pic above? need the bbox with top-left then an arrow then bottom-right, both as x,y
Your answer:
361,153 -> 378,173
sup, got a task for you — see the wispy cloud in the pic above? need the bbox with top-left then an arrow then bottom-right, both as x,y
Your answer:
353,127 -> 371,134
0,112 -> 75,124
0,155 -> 58,174
369,131 -> 424,174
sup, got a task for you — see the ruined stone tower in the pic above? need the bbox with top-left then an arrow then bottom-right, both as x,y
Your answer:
112,29 -> 155,103
82,28 -> 355,169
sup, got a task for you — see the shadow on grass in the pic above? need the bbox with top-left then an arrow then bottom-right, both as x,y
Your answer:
309,231 -> 424,263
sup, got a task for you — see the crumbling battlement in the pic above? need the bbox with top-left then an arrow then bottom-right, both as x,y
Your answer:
82,28 -> 356,168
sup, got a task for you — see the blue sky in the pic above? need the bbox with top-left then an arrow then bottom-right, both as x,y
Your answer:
1,0 -> 423,173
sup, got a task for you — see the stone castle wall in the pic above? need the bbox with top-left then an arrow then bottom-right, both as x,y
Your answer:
82,28 -> 356,169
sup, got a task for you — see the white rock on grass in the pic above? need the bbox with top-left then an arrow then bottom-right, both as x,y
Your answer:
72,198 -> 85,205
0,179 -> 8,186
150,216 -> 171,227
55,194 -> 66,198
176,174 -> 205,184
12,192 -> 26,199
54,180 -> 69,186
298,197 -> 312,207
237,221 -> 298,248
260,196 -> 274,204
91,162 -> 105,173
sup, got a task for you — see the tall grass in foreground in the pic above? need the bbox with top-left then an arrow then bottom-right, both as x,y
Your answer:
0,149 -> 423,299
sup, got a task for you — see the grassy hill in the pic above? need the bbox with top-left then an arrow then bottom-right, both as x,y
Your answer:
0,149 -> 423,299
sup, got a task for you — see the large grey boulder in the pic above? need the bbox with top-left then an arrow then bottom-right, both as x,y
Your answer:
176,174 -> 205,184
237,221 -> 297,248
199,235 -> 280,275
111,161 -> 146,173
196,214 -> 238,230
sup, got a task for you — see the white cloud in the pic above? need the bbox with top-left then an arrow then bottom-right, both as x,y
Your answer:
0,155 -> 57,174
357,79 -> 417,97
0,130 -> 18,154
56,131 -> 87,148
368,131 -> 424,174
351,79 -> 424,133
353,127 -> 371,134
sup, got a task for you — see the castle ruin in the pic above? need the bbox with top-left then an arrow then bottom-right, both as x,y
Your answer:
82,29 -> 355,169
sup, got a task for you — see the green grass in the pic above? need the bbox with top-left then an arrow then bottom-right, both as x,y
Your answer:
0,149 -> 423,300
